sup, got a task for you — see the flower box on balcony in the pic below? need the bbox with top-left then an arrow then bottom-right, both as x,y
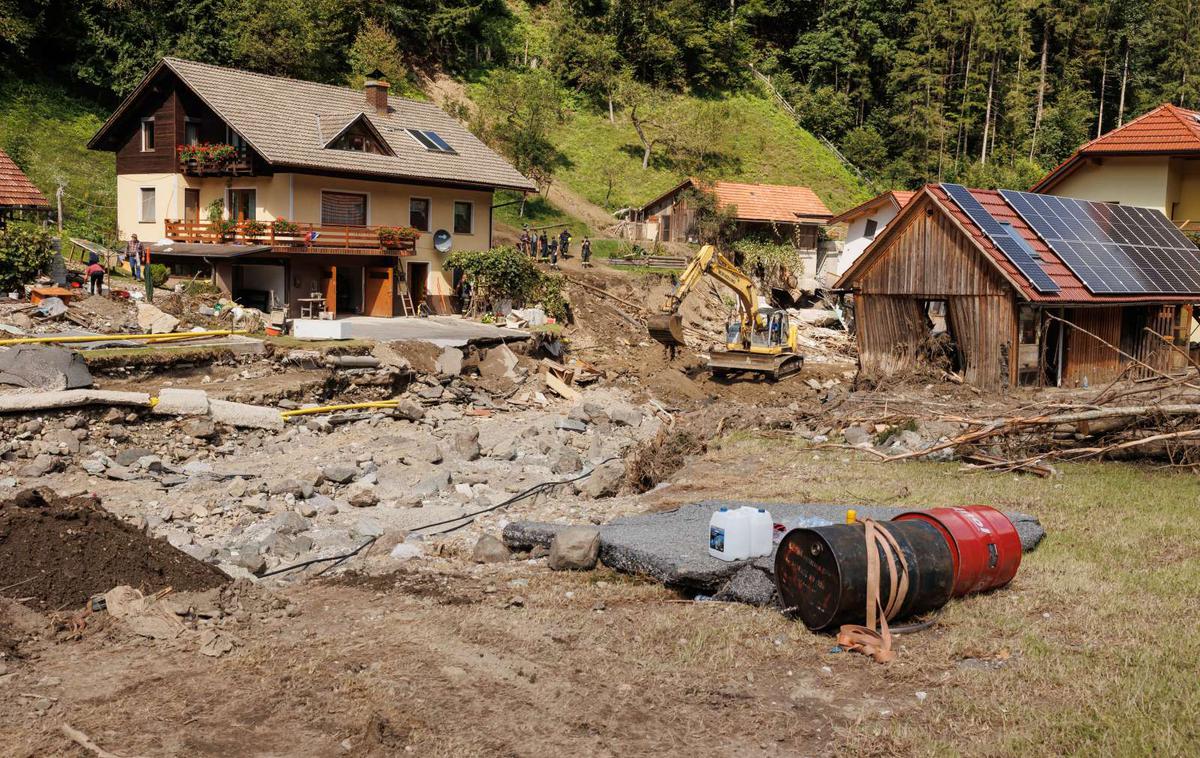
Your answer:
378,226 -> 420,251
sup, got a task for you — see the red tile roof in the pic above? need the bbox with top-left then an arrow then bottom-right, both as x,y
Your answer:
707,180 -> 831,222
0,148 -> 49,209
928,185 -> 1197,304
828,189 -> 915,224
1032,104 -> 1200,191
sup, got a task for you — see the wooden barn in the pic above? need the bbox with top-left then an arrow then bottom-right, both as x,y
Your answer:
835,184 -> 1200,390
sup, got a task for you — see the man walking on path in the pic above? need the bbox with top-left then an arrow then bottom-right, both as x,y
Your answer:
126,234 -> 144,280
581,236 -> 592,267
558,228 -> 571,258
549,237 -> 559,268
539,231 -> 549,259
519,228 -> 530,256
86,260 -> 105,295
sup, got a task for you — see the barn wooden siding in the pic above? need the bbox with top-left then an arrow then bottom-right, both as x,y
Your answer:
1062,304 -> 1190,385
852,196 -> 1018,389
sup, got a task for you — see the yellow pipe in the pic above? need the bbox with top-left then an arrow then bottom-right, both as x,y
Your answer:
0,329 -> 248,347
280,401 -> 400,419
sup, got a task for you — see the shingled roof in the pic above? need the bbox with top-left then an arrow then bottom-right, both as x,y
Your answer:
0,148 -> 49,209
1032,104 -> 1200,192
837,185 -> 1200,305
88,58 -> 535,192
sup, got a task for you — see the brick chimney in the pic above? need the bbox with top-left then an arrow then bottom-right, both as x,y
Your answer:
364,70 -> 390,115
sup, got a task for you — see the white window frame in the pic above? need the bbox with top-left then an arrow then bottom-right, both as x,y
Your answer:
140,118 -> 155,152
139,187 -> 156,223
408,196 -> 432,232
320,190 -> 371,226
452,200 -> 474,235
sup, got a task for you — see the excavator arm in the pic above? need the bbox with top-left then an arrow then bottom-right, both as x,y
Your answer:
648,245 -> 760,347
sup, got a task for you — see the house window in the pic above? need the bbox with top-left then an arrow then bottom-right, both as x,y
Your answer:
226,127 -> 246,152
864,218 -> 879,238
184,189 -> 200,223
453,201 -> 473,234
321,191 -> 368,226
227,189 -> 256,222
329,121 -> 389,155
409,197 -> 430,232
139,188 -> 156,222
140,118 -> 155,151
184,120 -> 200,146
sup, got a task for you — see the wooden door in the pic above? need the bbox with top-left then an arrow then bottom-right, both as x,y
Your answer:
321,266 -> 337,317
228,189 -> 256,222
184,189 -> 200,223
364,267 -> 393,317
407,262 -> 429,310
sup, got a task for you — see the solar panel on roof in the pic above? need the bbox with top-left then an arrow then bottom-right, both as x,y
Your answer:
405,128 -> 456,154
423,131 -> 455,153
998,189 -> 1200,295
939,184 -> 1061,293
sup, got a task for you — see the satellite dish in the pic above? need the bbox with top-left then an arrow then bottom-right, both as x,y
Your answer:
433,229 -> 453,253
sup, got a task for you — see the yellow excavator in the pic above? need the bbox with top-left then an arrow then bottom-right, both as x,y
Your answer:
646,245 -> 803,379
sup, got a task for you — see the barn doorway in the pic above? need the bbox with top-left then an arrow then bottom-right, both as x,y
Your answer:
921,299 -> 962,374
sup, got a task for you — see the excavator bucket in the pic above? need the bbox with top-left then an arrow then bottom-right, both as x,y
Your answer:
647,313 -> 686,346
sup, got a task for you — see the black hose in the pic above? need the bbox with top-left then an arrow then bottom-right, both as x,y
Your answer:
412,456 -> 621,536
255,456 -> 620,577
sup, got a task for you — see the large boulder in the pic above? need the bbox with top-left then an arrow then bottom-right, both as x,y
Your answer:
583,460 -> 625,499
548,526 -> 600,571
472,534 -> 512,564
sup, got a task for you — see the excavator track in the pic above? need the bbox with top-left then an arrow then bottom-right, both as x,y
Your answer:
707,350 -> 804,380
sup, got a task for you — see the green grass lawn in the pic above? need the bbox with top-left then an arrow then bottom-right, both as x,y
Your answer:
0,77 -> 115,243
549,92 -> 870,216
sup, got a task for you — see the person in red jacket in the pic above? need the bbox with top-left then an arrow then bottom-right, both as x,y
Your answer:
85,261 -> 105,295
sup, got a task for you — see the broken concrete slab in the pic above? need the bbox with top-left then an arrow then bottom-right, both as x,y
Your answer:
136,302 -> 181,334
209,399 -> 284,431
152,388 -> 210,416
435,347 -> 464,376
0,389 -> 151,414
0,346 -> 92,390
504,501 -> 1045,605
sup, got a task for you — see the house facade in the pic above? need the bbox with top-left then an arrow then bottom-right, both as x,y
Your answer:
1032,103 -> 1200,229
88,57 -> 534,317
827,189 -> 914,276
836,185 -> 1198,390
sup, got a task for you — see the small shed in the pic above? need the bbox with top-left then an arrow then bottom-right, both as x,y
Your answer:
627,178 -> 831,251
0,148 -> 50,226
835,184 -> 1200,389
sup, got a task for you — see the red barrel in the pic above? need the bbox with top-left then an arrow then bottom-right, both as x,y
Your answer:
894,506 -> 1021,597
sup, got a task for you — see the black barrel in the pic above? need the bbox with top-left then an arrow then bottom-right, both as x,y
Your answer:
774,521 -> 954,631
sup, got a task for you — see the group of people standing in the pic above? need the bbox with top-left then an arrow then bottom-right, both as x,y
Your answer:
518,227 -> 593,268
81,234 -> 147,296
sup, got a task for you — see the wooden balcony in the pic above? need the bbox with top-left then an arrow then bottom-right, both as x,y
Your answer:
177,145 -> 254,176
164,219 -> 418,255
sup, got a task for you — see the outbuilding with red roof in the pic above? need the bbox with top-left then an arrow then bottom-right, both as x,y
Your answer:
0,148 -> 50,225
835,184 -> 1199,389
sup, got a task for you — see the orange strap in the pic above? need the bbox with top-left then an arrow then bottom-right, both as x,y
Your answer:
838,519 -> 910,664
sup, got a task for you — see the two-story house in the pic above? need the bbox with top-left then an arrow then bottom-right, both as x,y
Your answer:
87,57 -> 535,317
1031,103 -> 1200,229
826,189 -> 914,276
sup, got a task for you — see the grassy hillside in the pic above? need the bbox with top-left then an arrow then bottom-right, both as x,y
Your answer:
0,78 -> 115,243
548,92 -> 870,216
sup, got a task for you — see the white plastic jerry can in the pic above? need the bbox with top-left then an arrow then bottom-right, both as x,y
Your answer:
709,507 -> 751,561
742,507 -> 774,557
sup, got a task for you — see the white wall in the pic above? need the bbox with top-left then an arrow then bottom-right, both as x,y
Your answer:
836,202 -> 902,275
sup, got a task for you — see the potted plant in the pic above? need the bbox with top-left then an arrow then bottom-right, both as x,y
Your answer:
378,226 -> 420,250
272,218 -> 299,236
241,219 -> 266,241
213,218 -> 236,242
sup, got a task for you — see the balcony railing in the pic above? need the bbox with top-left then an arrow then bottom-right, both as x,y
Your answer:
176,144 -> 254,176
164,219 -> 418,255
